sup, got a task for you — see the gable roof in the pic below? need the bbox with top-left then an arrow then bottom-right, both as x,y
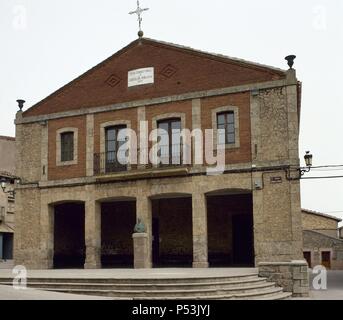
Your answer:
23,37 -> 286,118
302,209 -> 342,222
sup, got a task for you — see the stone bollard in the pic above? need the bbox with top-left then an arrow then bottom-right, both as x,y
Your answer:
133,233 -> 150,269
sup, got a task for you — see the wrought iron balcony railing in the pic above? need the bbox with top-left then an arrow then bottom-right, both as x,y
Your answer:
94,144 -> 190,175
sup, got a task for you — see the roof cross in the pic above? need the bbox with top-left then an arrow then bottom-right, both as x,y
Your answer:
129,0 -> 149,38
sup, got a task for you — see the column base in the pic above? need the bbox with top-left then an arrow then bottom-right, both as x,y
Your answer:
84,246 -> 101,269
193,262 -> 209,268
84,262 -> 102,269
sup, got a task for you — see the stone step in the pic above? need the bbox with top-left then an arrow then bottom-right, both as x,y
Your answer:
31,285 -> 286,300
0,274 -> 259,284
29,282 -> 279,298
0,261 -> 14,270
0,277 -> 268,291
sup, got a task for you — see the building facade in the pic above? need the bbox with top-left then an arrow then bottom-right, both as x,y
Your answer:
302,209 -> 343,269
0,136 -> 16,261
14,38 -> 303,269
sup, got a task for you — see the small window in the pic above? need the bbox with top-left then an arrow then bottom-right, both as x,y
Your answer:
217,111 -> 235,145
61,132 -> 74,162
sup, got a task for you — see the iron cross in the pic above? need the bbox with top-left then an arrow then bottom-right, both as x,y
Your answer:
129,0 -> 149,33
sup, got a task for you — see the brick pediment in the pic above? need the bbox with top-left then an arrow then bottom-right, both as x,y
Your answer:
23,38 -> 286,117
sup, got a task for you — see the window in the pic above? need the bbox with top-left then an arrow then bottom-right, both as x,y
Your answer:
60,132 -> 74,162
217,111 -> 235,145
157,118 -> 182,165
56,128 -> 78,166
105,125 -> 127,172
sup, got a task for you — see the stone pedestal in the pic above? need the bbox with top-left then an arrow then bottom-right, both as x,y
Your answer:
133,233 -> 150,269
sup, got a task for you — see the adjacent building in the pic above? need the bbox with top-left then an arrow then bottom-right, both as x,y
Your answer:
302,209 -> 343,269
14,37 -> 304,270
0,136 -> 16,261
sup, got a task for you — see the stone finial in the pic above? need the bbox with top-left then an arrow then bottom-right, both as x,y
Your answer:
285,55 -> 296,69
16,99 -> 25,111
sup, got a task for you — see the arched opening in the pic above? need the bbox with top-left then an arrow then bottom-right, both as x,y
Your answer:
100,198 -> 136,268
53,202 -> 85,269
151,193 -> 193,267
206,190 -> 254,267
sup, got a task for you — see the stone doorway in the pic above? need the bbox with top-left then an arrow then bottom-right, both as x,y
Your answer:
53,202 -> 85,269
151,196 -> 193,267
101,200 -> 136,268
207,192 -> 254,267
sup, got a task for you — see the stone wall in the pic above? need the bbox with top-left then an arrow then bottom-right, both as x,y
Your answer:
0,136 -> 15,175
15,116 -> 42,183
259,261 -> 309,297
302,211 -> 338,231
13,187 -> 41,268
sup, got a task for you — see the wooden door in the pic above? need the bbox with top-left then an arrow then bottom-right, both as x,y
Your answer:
321,251 -> 331,269
303,252 -> 311,268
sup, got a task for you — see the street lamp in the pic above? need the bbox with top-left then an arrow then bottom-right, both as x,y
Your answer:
304,151 -> 313,168
286,151 -> 313,180
0,177 -> 19,197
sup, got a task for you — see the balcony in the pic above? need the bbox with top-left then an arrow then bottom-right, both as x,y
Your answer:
94,144 -> 190,181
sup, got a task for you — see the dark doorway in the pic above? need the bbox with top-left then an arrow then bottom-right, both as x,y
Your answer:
101,201 -> 136,268
304,252 -> 312,268
152,197 -> 193,267
2,233 -> 13,260
53,203 -> 85,269
152,218 -> 160,264
232,214 -> 254,265
207,192 -> 254,267
321,251 -> 331,269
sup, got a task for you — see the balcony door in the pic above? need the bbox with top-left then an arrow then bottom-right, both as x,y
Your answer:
157,118 -> 182,166
105,125 -> 127,173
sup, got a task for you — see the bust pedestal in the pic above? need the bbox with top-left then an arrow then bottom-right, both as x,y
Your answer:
133,233 -> 150,269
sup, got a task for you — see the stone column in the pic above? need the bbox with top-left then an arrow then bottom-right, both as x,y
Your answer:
192,192 -> 209,268
84,199 -> 101,269
252,171 -> 264,265
136,195 -> 152,268
39,199 -> 54,269
133,233 -> 150,268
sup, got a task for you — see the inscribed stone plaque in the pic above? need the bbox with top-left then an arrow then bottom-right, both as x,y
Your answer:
128,67 -> 154,87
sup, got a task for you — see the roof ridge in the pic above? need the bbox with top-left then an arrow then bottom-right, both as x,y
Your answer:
143,37 -> 287,74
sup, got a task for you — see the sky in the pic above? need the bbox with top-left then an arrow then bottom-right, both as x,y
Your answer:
0,0 -> 342,224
